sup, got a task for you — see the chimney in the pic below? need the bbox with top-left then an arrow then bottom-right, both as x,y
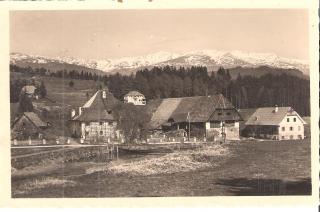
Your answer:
79,107 -> 82,115
274,105 -> 278,113
71,109 -> 76,118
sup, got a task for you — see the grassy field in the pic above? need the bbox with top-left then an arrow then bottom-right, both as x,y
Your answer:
11,139 -> 311,197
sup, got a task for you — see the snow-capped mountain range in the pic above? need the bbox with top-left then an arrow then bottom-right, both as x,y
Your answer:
10,50 -> 309,75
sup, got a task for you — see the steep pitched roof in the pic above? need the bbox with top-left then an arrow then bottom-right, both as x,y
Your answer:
72,89 -> 118,122
124,91 -> 145,97
17,112 -> 47,128
245,107 -> 305,126
148,94 -> 236,129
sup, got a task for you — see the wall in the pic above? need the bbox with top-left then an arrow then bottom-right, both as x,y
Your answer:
81,121 -> 118,140
278,114 -> 305,140
124,95 -> 146,105
206,121 -> 240,141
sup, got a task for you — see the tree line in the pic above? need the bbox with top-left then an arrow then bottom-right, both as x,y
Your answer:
10,64 -> 310,116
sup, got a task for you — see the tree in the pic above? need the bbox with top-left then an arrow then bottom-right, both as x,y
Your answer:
69,80 -> 74,88
113,103 -> 150,143
39,81 -> 47,98
18,93 -> 33,113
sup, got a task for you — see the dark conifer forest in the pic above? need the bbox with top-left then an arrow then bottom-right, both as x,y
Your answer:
10,65 -> 310,116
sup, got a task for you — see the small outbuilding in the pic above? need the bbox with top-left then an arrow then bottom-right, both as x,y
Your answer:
243,106 -> 306,140
11,112 -> 49,140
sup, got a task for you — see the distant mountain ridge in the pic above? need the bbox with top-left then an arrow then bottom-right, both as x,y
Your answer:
10,50 -> 309,77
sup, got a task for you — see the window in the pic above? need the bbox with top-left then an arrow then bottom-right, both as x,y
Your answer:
287,118 -> 290,122
281,136 -> 285,140
210,122 -> 220,128
226,112 -> 231,115
100,131 -> 103,135
282,127 -> 285,131
290,127 -> 293,131
99,122 -> 103,125
290,135 -> 294,139
218,113 -> 222,116
298,135 -> 302,139
293,118 -> 296,122
108,121 -> 113,125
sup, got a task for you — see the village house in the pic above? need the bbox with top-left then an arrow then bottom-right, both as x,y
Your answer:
11,112 -> 49,140
243,106 -> 306,140
124,91 -> 146,105
70,89 -> 120,142
21,85 -> 38,99
147,94 -> 242,141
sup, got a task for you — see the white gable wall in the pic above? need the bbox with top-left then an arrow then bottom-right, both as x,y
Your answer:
124,95 -> 146,105
278,114 -> 305,140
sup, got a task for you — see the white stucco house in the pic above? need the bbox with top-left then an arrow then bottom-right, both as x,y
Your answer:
123,91 -> 146,105
243,106 -> 306,140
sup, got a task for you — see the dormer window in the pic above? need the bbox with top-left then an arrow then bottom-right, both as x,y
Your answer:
102,90 -> 106,99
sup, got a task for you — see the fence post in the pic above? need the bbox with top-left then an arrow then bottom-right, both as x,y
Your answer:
28,137 -> 32,145
42,139 -> 46,145
116,145 -> 119,160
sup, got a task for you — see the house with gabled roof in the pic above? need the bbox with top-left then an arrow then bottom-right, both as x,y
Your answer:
243,106 -> 306,140
70,89 -> 120,141
11,112 -> 49,140
147,94 -> 242,141
21,85 -> 37,98
124,91 -> 146,105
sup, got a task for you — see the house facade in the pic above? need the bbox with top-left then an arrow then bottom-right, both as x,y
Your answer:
124,91 -> 146,105
205,108 -> 242,141
70,89 -> 120,142
147,94 -> 242,141
244,106 -> 306,140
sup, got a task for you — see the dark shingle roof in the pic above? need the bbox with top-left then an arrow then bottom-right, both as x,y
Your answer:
238,108 -> 257,122
148,94 -> 237,128
72,89 -> 118,122
24,112 -> 47,127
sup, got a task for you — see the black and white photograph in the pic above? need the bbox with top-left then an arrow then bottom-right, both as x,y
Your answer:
8,8 -> 313,198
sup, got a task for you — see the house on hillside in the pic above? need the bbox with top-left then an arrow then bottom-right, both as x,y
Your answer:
147,94 -> 242,141
11,112 -> 49,140
21,85 -> 37,98
70,89 -> 120,141
124,91 -> 146,105
243,106 -> 306,140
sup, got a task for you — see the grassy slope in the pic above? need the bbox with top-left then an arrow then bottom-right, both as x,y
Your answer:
11,139 -> 311,197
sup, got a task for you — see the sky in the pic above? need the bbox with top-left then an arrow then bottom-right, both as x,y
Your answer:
10,9 -> 309,60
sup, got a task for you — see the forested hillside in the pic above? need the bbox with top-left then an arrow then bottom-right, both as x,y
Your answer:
10,65 -> 310,116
